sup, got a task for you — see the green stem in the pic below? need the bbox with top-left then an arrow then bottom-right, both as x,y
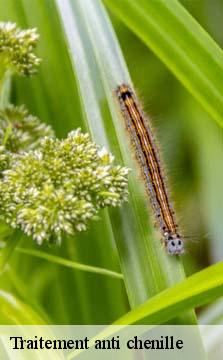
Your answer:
2,123 -> 13,146
0,70 -> 11,107
0,70 -> 13,273
16,247 -> 124,279
0,230 -> 23,274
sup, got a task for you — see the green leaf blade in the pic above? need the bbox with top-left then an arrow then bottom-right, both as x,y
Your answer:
68,262 -> 222,360
114,262 -> 223,325
56,0 -> 198,326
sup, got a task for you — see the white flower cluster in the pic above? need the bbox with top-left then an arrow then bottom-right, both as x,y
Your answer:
0,104 -> 54,153
0,129 -> 129,244
0,22 -> 40,76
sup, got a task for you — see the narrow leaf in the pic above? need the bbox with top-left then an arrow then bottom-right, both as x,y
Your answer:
114,262 -> 223,325
67,262 -> 223,360
16,248 -> 123,280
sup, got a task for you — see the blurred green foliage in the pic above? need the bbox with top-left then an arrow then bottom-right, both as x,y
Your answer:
0,0 -> 222,326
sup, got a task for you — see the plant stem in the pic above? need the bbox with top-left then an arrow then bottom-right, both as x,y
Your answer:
0,70 -> 11,107
16,247 -> 124,279
0,68 -> 15,274
0,230 -> 23,274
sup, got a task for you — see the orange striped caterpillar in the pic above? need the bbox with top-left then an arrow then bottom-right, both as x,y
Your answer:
116,84 -> 184,255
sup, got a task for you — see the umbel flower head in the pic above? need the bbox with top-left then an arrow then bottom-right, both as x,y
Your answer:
0,129 -> 129,244
0,104 -> 54,153
0,22 -> 40,77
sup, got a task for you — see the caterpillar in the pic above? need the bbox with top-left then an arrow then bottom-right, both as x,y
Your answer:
116,84 -> 184,255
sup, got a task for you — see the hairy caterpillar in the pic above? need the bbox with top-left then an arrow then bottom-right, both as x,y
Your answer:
116,84 -> 184,255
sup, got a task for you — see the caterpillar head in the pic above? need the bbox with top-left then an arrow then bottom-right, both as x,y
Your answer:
166,234 -> 184,255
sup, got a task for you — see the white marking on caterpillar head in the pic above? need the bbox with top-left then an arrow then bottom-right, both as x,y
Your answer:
166,234 -> 184,255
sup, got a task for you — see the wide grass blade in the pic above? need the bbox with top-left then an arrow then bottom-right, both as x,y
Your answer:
68,260 -> 223,359
114,262 -> 223,325
68,261 -> 223,359
55,0 -> 198,326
